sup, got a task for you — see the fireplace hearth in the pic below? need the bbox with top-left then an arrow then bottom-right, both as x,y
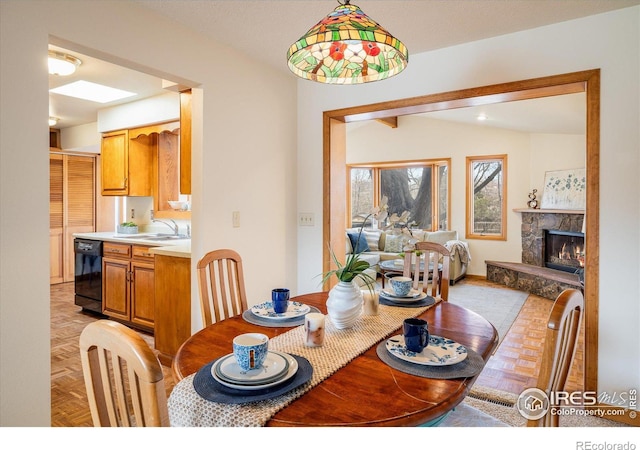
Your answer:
544,229 -> 584,273
485,210 -> 585,299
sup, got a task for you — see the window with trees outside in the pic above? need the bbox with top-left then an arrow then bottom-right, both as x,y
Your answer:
348,160 -> 450,231
466,155 -> 507,240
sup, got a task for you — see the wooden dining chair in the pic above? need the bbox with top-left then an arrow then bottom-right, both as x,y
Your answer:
197,248 -> 248,326
403,241 -> 451,301
79,320 -> 169,427
438,288 -> 584,427
528,288 -> 584,427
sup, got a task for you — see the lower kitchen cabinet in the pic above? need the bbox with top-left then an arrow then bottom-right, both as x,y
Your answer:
154,253 -> 191,366
102,242 -> 155,331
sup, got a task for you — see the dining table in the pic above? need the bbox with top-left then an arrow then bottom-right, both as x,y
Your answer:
168,291 -> 498,427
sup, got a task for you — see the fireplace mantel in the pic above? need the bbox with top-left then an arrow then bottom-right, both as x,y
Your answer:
514,208 -> 585,215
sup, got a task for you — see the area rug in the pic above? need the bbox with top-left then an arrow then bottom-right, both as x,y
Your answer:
462,386 -> 629,427
448,282 -> 528,345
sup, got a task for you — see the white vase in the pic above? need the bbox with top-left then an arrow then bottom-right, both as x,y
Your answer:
326,280 -> 363,329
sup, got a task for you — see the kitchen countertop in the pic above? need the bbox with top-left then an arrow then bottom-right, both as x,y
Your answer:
73,232 -> 191,258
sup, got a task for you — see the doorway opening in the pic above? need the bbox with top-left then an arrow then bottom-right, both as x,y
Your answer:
322,70 -> 600,393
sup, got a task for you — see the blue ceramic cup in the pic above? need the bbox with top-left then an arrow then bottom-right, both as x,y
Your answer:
403,318 -> 430,353
233,333 -> 269,371
272,288 -> 290,314
390,276 -> 413,297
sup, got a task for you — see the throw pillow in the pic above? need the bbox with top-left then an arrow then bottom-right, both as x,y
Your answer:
362,229 -> 382,252
347,232 -> 370,253
384,234 -> 408,253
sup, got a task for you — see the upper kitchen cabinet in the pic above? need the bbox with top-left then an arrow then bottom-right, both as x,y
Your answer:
100,118 -> 191,218
101,129 -> 152,196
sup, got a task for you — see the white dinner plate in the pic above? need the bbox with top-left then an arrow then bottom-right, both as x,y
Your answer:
250,301 -> 311,320
211,351 -> 298,391
379,291 -> 427,304
381,288 -> 422,299
385,334 -> 468,366
214,351 -> 289,385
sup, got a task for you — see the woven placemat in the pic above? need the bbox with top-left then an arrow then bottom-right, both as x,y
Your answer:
242,306 -> 322,328
375,340 -> 485,379
378,295 -> 436,308
192,355 -> 313,404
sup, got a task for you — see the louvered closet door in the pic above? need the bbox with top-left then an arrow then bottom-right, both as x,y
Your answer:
64,155 -> 96,282
50,155 -> 64,284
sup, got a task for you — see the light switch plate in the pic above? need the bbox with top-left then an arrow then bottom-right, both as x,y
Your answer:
299,212 -> 314,226
232,211 -> 240,227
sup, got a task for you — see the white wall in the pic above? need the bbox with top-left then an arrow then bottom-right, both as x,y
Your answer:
297,7 -> 640,403
529,133 -> 586,193
60,122 -> 100,153
98,92 -> 179,132
0,0 -> 296,426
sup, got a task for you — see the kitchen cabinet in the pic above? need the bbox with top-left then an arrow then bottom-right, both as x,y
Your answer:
102,242 -> 155,331
180,89 -> 191,195
154,253 -> 191,365
50,153 -> 96,284
101,129 -> 152,196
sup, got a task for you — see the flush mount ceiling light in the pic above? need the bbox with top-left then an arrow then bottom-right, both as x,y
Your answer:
286,0 -> 408,84
48,117 -> 59,127
48,51 -> 82,76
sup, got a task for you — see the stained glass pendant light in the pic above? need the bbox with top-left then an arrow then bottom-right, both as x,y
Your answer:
286,0 -> 408,84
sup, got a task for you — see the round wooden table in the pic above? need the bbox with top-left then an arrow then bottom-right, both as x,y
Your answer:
172,292 -> 498,427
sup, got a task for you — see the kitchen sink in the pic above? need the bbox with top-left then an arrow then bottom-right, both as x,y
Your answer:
143,235 -> 190,241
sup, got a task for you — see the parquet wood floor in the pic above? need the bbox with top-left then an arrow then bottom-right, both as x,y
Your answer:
50,278 -> 584,427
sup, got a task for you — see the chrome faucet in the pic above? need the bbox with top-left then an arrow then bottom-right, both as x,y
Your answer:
152,218 -> 179,236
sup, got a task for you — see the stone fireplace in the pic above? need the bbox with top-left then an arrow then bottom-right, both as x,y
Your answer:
521,210 -> 584,269
486,209 -> 584,299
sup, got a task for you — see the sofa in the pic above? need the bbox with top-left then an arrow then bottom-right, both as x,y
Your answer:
346,228 -> 470,285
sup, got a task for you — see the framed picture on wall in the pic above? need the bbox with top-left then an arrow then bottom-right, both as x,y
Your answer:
541,168 -> 586,209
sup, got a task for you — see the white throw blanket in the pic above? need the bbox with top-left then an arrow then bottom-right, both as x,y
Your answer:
445,240 -> 471,265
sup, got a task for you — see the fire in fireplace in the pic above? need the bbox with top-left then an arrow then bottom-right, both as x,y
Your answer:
544,229 -> 585,273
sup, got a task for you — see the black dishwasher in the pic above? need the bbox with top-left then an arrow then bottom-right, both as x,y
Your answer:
74,238 -> 104,314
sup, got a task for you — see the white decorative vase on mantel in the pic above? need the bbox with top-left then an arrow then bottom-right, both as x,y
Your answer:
326,281 -> 363,329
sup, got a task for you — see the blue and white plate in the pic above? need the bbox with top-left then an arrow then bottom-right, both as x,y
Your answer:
211,351 -> 298,391
385,334 -> 468,366
379,290 -> 427,304
381,288 -> 422,299
214,351 -> 289,385
250,301 -> 310,320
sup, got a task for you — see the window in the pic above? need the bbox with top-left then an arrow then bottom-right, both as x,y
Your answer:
466,155 -> 507,240
348,160 -> 450,230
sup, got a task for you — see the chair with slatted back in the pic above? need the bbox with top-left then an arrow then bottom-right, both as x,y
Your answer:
79,320 -> 169,427
403,241 -> 450,301
528,288 -> 584,427
197,248 -> 248,326
437,288 -> 584,427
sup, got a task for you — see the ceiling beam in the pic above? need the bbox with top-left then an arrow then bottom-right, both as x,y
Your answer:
375,117 -> 398,128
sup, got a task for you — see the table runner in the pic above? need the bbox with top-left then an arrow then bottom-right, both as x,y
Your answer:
168,299 -> 440,427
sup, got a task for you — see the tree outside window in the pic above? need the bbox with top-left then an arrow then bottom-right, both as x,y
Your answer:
466,155 -> 507,240
348,160 -> 449,231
